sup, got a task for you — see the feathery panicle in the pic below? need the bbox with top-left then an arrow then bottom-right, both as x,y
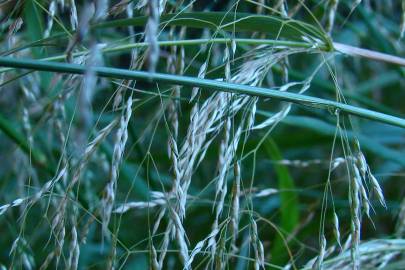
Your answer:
326,0 -> 339,35
275,0 -> 288,17
69,0 -> 78,30
400,1 -> 405,39
314,235 -> 327,270
349,164 -> 362,270
44,0 -> 57,38
101,95 -> 133,236
306,239 -> 405,269
113,191 -> 169,213
251,218 -> 265,270
22,108 -> 33,147
333,212 -> 341,248
66,225 -> 80,270
7,17 -> 23,50
231,161 -> 241,250
0,167 -> 67,216
0,1 -> 402,269
190,61 -> 208,101
94,0 -> 109,21
146,0 -> 160,74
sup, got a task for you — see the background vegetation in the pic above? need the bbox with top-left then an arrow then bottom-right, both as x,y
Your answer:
0,0 -> 404,269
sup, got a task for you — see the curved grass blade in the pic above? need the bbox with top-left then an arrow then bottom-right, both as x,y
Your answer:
95,12 -> 332,48
0,56 -> 404,128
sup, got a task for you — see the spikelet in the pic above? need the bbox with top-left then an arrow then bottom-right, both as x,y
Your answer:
305,239 -> 405,269
401,0 -> 405,39
69,0 -> 78,30
145,0 -> 160,74
314,235 -> 327,270
101,96 -> 133,236
333,212 -> 342,248
251,218 -> 265,269
44,0 -> 57,38
326,0 -> 339,35
0,167 -> 67,216
66,225 -> 80,270
78,43 -> 105,149
7,17 -> 23,50
349,164 -> 362,270
94,0 -> 109,21
231,161 -> 241,250
190,61 -> 207,101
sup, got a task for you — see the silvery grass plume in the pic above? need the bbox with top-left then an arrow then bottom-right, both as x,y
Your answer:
0,167 -> 67,216
304,239 -> 405,270
99,95 -> 132,268
6,17 -> 23,50
101,95 -> 133,237
275,0 -> 288,17
94,0 -> 109,21
112,1 -> 138,110
251,218 -> 265,270
326,0 -> 339,35
231,160 -> 241,250
44,0 -> 79,38
66,219 -> 80,270
1,17 -> 22,84
268,157 -> 346,168
44,0 -> 57,38
9,237 -> 35,270
65,4 -> 93,62
400,1 -> 405,39
136,0 -> 167,15
342,142 -> 386,270
113,191 -> 170,213
314,147 -> 386,270
145,0 -> 160,74
77,43 -> 105,150
158,45 -> 320,269
46,120 -> 117,268
69,0 -> 78,30
166,26 -> 185,158
208,121 -> 242,266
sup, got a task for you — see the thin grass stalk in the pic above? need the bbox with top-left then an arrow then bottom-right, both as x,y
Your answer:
0,57 -> 403,128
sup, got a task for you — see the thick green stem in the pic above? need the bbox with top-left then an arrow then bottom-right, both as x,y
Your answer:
0,56 -> 404,128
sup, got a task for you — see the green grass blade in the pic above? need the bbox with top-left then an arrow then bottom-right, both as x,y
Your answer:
257,111 -> 405,166
0,113 -> 53,174
95,12 -> 331,47
0,56 -> 404,128
264,139 -> 299,266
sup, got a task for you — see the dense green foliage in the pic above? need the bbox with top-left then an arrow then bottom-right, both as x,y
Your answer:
0,0 -> 404,269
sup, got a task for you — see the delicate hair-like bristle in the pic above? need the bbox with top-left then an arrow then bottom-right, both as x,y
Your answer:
0,166 -> 67,216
